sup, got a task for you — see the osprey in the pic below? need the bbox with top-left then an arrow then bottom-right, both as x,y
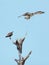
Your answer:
18,11 -> 44,20
13,37 -> 25,53
5,31 -> 13,39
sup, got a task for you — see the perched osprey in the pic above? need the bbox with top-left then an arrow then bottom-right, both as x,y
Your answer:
13,37 -> 25,53
18,11 -> 44,20
5,31 -> 13,39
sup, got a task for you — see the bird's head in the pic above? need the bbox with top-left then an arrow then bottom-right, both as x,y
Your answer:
38,11 -> 45,14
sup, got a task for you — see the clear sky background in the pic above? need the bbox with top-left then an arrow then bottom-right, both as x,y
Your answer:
0,0 -> 49,65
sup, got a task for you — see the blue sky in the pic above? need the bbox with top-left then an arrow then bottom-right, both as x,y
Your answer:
0,0 -> 49,65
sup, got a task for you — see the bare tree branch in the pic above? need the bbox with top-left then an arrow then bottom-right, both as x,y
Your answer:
24,51 -> 32,61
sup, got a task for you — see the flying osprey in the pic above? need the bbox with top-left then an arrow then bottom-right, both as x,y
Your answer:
18,11 -> 44,20
13,37 -> 25,53
5,31 -> 13,39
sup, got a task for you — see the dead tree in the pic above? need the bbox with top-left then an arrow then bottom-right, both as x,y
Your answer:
14,51 -> 32,65
6,33 -> 32,65
13,37 -> 25,53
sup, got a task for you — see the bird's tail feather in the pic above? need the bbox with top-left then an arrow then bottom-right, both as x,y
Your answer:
5,36 -> 8,37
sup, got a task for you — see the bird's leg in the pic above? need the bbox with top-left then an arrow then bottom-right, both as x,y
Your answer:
9,37 -> 11,40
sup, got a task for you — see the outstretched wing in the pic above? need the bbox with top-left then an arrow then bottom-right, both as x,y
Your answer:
18,12 -> 29,17
34,11 -> 44,15
22,12 -> 30,16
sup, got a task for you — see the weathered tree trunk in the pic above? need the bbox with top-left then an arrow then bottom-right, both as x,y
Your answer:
15,51 -> 32,65
9,35 -> 32,65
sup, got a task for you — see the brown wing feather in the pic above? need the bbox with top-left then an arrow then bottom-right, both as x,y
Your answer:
18,12 -> 30,17
34,11 -> 44,15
